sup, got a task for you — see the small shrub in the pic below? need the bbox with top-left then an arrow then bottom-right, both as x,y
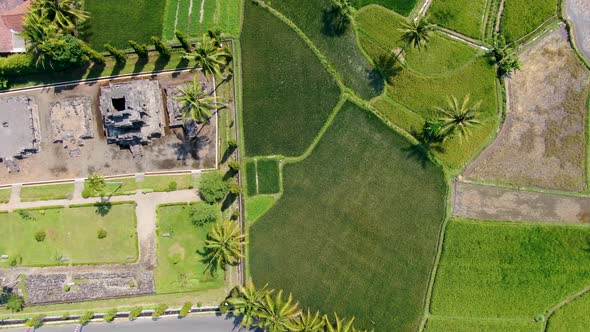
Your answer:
6,294 -> 24,312
231,209 -> 240,220
0,76 -> 9,90
9,254 -> 22,267
175,30 -> 191,52
179,302 -> 192,318
97,229 -> 108,239
167,181 -> 178,191
79,311 -> 94,325
189,201 -> 219,226
199,171 -> 229,203
129,40 -> 149,58
229,181 -> 242,195
17,209 -> 35,221
129,280 -> 136,288
151,36 -> 171,57
196,302 -> 203,308
63,285 -> 70,292
104,44 -> 127,63
228,161 -> 240,171
152,304 -> 168,320
25,315 -> 44,328
35,230 -> 46,242
129,306 -> 143,321
81,188 -> 92,198
61,313 -> 69,320
227,139 -> 238,150
103,308 -> 118,323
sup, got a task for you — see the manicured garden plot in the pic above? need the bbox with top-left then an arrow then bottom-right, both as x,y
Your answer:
155,204 -> 224,293
270,0 -> 382,99
245,196 -> 276,223
250,103 -> 447,331
425,317 -> 539,332
20,183 -> 75,202
465,29 -> 589,191
246,161 -> 258,196
0,188 -> 10,203
350,0 -> 417,16
429,0 -> 488,39
431,218 -> 590,319
84,0 -> 166,50
500,0 -> 559,43
241,1 -> 341,157
256,159 -> 281,194
548,292 -> 590,331
84,175 -> 195,197
0,204 -> 137,266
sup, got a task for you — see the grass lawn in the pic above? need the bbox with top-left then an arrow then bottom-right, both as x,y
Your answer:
425,317 -> 540,332
84,175 -> 196,197
155,204 -> 225,293
84,0 -> 167,50
245,196 -> 276,223
548,292 -> 590,331
20,183 -> 75,202
431,218 -> 590,319
500,0 -> 559,43
271,0 -> 383,100
249,103 -> 447,331
0,188 -> 10,203
429,0 -> 489,39
241,1 -> 340,157
350,0 -> 417,16
256,159 -> 281,194
356,5 -> 499,170
0,204 -> 137,266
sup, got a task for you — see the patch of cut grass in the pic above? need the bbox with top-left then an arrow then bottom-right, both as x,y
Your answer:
425,317 -> 540,331
0,204 -> 137,266
246,161 -> 258,196
500,0 -> 558,43
155,204 -> 225,293
350,0 -> 417,16
0,188 -> 10,203
241,1 -> 341,157
20,183 -> 75,202
257,160 -> 280,194
245,196 -> 276,223
429,0 -> 488,39
139,174 -> 195,192
548,291 -> 590,331
250,103 -> 447,331
84,0 -> 167,50
271,0 -> 382,99
371,95 -> 425,134
431,218 -> 590,319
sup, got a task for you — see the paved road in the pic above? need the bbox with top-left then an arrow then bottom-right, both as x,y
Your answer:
3,315 -> 239,332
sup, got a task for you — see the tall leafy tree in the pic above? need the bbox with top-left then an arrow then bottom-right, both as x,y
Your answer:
257,290 -> 301,332
176,76 -> 223,124
203,220 -> 246,275
436,95 -> 482,140
395,16 -> 435,63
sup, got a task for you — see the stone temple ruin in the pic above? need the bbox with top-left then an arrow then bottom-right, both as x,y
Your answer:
0,95 -> 40,172
99,79 -> 165,157
49,96 -> 94,158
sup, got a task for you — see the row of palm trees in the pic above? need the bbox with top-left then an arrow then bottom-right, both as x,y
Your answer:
220,282 -> 367,332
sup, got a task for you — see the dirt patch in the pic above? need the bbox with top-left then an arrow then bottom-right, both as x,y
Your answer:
453,181 -> 590,222
464,28 -> 590,191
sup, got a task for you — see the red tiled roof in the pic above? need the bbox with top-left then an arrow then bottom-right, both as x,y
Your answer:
0,0 -> 29,53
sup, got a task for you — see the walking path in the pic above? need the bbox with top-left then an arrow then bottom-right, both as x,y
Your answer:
453,181 -> 590,223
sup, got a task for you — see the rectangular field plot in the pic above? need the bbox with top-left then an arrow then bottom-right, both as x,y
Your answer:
245,159 -> 281,196
84,175 -> 196,197
0,188 -> 10,203
246,161 -> 257,196
431,218 -> 590,319
429,0 -> 489,39
425,317 -> 540,332
155,204 -> 224,293
164,0 -> 241,39
500,0 -> 559,43
0,204 -> 137,267
20,183 -> 74,202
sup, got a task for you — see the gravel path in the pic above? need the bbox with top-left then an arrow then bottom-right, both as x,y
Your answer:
566,0 -> 590,63
453,181 -> 590,222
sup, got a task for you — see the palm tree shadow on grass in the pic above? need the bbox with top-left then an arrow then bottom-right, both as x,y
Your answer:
403,130 -> 445,168
94,201 -> 112,216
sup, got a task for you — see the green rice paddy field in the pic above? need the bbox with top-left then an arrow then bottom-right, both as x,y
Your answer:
162,0 -> 241,40
249,103 -> 447,331
241,1 -> 341,157
429,0 -> 489,39
500,0 -> 559,43
350,0 -> 417,16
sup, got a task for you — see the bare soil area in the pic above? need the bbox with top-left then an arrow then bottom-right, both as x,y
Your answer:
465,28 -> 590,191
0,70 -> 217,185
453,181 -> 590,222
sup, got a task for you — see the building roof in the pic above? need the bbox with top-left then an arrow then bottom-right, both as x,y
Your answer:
0,0 -> 29,53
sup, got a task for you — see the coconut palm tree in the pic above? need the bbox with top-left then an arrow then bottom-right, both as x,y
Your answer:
436,95 -> 482,140
293,309 -> 325,332
202,220 -> 246,275
22,11 -> 57,66
221,282 -> 269,329
176,76 -> 223,124
394,16 -> 435,63
257,290 -> 301,332
184,33 -> 232,82
324,314 -> 357,332
30,0 -> 88,34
